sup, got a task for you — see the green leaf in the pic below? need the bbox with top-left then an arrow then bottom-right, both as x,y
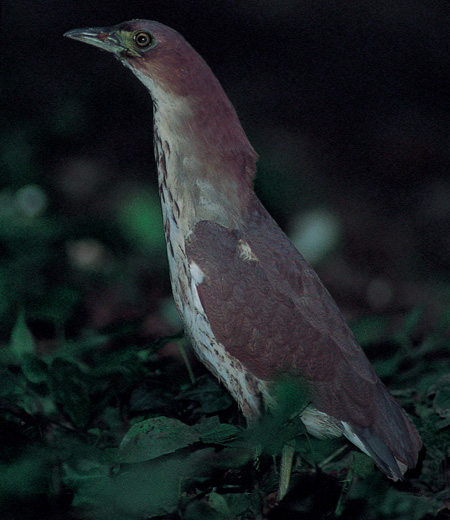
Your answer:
0,367 -> 24,399
242,413 -> 307,458
352,451 -> 374,478
178,374 -> 233,413
183,500 -> 228,520
207,490 -> 232,516
48,358 -> 91,428
296,436 -> 344,467
268,374 -> 310,418
10,310 -> 34,360
194,416 -> 241,445
129,383 -> 171,413
118,416 -> 201,463
378,487 -> 434,519
190,490 -> 262,520
21,355 -> 48,384
220,492 -> 262,517
64,457 -> 187,520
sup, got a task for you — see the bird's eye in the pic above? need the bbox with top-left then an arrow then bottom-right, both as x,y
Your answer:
133,32 -> 153,48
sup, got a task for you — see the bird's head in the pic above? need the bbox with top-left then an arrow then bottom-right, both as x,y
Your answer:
65,20 -> 257,207
64,20 -> 156,58
65,20 -> 223,99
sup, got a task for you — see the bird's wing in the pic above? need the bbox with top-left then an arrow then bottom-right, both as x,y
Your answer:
185,212 -> 378,419
185,202 -> 421,469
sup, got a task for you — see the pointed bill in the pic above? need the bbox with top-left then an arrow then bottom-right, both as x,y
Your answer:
64,27 -> 140,57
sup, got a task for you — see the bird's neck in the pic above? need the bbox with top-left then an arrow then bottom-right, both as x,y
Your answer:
152,91 -> 257,230
128,62 -> 257,229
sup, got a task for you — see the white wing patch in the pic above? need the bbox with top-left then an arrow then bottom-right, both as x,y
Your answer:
300,407 -> 342,439
341,421 -> 373,457
189,261 -> 205,311
189,261 -> 205,284
237,239 -> 258,262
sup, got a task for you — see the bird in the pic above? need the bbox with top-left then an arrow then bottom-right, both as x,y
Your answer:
65,19 -> 421,493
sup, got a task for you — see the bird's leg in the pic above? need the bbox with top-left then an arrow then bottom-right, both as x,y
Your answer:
277,442 -> 296,501
334,468 -> 354,516
318,444 -> 348,470
177,336 -> 196,384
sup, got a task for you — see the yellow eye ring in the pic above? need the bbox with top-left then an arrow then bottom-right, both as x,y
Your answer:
134,32 -> 153,48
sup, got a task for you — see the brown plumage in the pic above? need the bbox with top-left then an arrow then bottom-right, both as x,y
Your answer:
65,20 -> 421,482
186,203 -> 420,476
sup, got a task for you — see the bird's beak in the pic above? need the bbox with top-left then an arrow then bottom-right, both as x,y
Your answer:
64,27 -> 140,57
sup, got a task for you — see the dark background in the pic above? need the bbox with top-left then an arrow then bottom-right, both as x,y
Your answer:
3,0 -> 450,341
1,0 -> 450,343
1,2 -> 450,518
